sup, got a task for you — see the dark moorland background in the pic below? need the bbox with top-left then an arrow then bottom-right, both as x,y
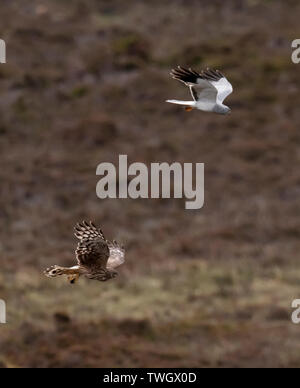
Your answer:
1,0 -> 300,367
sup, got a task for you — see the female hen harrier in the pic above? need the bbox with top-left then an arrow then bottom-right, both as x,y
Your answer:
166,66 -> 233,114
44,221 -> 125,284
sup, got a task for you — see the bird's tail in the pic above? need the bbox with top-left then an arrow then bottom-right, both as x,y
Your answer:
44,265 -> 80,277
166,100 -> 196,106
44,265 -> 81,284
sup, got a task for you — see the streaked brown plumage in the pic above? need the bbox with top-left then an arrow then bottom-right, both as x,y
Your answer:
44,221 -> 125,284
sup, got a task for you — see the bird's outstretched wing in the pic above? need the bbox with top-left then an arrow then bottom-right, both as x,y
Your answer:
74,221 -> 109,269
171,66 -> 233,104
107,240 -> 125,270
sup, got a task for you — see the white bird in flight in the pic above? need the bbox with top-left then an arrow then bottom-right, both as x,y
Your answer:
167,66 -> 233,115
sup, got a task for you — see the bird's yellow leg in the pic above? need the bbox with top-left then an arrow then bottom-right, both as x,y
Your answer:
68,273 -> 80,284
185,106 -> 193,112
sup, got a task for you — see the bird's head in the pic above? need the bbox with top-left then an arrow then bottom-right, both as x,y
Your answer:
214,104 -> 231,115
110,270 -> 118,279
223,106 -> 231,115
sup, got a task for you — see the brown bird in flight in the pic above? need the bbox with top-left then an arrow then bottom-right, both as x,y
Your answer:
44,221 -> 125,284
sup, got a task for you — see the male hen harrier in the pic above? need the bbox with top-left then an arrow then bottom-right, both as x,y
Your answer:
44,221 -> 125,284
166,66 -> 233,114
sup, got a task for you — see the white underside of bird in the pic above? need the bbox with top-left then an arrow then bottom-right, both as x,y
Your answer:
167,66 -> 233,115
